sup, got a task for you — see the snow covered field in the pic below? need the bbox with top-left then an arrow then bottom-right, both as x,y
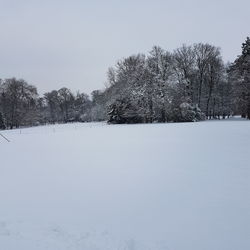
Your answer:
0,119 -> 249,250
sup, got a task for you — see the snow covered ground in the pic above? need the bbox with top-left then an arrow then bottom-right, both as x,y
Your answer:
0,118 -> 249,250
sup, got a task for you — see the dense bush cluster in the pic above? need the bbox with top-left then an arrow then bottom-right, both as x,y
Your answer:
0,38 -> 249,129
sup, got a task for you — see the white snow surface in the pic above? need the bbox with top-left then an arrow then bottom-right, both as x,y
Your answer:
0,118 -> 249,250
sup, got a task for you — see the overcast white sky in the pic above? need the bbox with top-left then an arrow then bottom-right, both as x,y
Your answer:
0,0 -> 249,95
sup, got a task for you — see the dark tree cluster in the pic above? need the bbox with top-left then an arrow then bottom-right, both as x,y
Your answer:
0,78 -> 38,129
0,79 -> 92,129
0,38 -> 249,129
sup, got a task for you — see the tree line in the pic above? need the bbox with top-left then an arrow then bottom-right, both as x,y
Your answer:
0,37 -> 249,129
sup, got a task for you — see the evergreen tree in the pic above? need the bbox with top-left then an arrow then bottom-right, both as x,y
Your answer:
230,37 -> 250,119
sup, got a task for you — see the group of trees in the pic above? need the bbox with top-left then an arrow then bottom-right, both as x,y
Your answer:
93,38 -> 250,124
0,79 -> 92,129
0,78 -> 38,129
0,38 -> 249,129
94,45 -> 232,124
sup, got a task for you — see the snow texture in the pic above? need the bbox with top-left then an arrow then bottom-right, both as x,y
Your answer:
0,118 -> 249,250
